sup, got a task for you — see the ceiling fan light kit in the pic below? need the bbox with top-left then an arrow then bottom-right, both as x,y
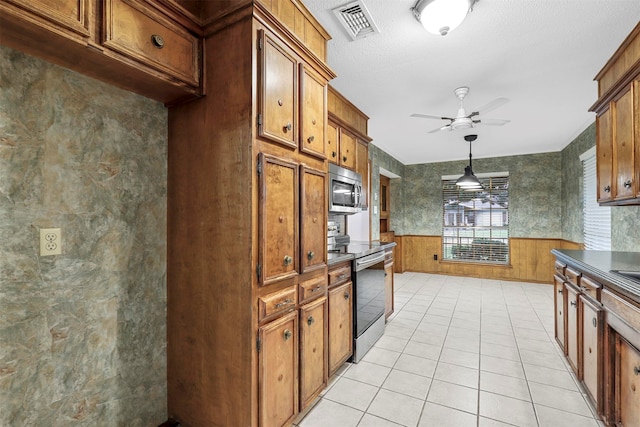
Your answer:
411,0 -> 476,36
456,134 -> 483,191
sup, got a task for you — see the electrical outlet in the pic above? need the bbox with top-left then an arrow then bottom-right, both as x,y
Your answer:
40,228 -> 62,256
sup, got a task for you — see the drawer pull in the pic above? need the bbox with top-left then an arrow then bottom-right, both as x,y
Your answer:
275,298 -> 293,309
624,180 -> 632,189
570,301 -> 577,307
307,316 -> 315,326
307,251 -> 315,260
307,135 -> 315,143
283,329 -> 292,341
310,286 -> 321,293
151,34 -> 165,49
344,292 -> 350,300
604,185 -> 611,193
338,274 -> 347,280
592,317 -> 597,327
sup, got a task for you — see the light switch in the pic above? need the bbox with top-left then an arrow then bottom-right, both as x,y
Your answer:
373,206 -> 378,214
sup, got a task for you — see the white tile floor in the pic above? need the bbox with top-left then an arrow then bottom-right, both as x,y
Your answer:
296,272 -> 605,427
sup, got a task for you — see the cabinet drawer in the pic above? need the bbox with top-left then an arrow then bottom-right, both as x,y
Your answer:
565,266 -> 581,287
329,264 -> 351,287
3,0 -> 90,36
554,261 -> 566,278
580,275 -> 602,302
103,0 -> 199,86
258,286 -> 297,324
299,275 -> 327,305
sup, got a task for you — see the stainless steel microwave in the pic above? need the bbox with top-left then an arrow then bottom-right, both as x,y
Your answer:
329,163 -> 362,214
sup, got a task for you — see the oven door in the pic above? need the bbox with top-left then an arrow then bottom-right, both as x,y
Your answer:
353,251 -> 386,338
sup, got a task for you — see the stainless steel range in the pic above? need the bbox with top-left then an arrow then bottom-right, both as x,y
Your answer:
328,221 -> 386,363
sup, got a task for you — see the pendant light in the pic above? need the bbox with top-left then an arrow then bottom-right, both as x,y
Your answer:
456,134 -> 483,191
411,0 -> 476,36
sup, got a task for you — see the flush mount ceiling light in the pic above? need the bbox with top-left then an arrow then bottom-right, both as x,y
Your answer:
456,134 -> 483,191
411,0 -> 477,36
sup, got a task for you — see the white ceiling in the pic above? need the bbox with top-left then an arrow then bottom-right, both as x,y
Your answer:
302,0 -> 640,165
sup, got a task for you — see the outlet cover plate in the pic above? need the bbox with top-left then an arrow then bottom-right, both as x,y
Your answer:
40,228 -> 62,256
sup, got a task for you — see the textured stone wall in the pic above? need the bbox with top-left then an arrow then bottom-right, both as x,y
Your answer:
0,46 -> 167,426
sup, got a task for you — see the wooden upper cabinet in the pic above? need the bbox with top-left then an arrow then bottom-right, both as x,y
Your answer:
258,154 -> 298,285
103,0 -> 200,86
259,29 -> 298,149
339,128 -> 357,170
612,87 -> 635,200
327,121 -> 340,164
299,296 -> 328,411
300,166 -> 326,273
259,310 -> 299,427
597,108 -> 613,203
356,139 -> 368,209
300,64 -> 327,159
3,0 -> 90,37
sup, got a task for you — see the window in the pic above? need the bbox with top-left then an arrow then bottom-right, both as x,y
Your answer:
580,147 -> 611,250
442,172 -> 509,264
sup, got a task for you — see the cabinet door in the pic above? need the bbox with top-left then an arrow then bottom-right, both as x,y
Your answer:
596,108 -> 613,203
612,88 -> 635,200
328,282 -> 353,375
327,121 -> 339,164
356,139 -> 368,210
339,128 -> 357,170
616,336 -> 640,427
554,275 -> 566,353
300,166 -> 326,273
259,154 -> 298,285
259,29 -> 298,149
300,64 -> 327,159
4,0 -> 90,37
299,297 -> 328,410
259,311 -> 299,427
565,283 -> 580,376
581,296 -> 603,413
384,262 -> 394,319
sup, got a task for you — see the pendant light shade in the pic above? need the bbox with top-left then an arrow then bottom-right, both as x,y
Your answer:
456,135 -> 483,191
411,0 -> 475,36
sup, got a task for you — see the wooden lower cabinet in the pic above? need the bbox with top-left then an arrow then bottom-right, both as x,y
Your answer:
328,281 -> 353,376
581,295 -> 604,413
259,310 -> 299,427
554,275 -> 566,353
615,336 -> 640,427
565,282 -> 580,376
299,297 -> 328,410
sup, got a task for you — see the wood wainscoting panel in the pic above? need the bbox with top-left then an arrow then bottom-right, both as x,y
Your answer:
395,236 -> 583,283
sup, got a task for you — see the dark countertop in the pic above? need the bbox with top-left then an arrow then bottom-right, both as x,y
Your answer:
327,241 -> 397,266
551,249 -> 640,305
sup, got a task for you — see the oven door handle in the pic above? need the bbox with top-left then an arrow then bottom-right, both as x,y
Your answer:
355,252 -> 385,271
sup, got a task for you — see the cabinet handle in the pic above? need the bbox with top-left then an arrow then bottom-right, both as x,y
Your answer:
310,286 -> 321,293
343,156 -> 347,162
307,251 -> 315,260
592,317 -> 597,327
275,298 -> 293,309
332,151 -> 336,158
344,292 -> 350,300
570,301 -> 577,307
558,289 -> 563,294
283,255 -> 293,266
307,316 -> 315,326
604,185 -> 611,193
307,135 -> 315,143
337,274 -> 347,280
634,366 -> 640,375
284,123 -> 292,132
624,180 -> 632,189
150,34 -> 165,49
283,329 -> 292,341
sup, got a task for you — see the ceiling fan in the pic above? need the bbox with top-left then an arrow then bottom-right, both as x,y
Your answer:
411,87 -> 510,133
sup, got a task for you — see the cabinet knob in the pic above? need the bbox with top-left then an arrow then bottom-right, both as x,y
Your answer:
624,180 -> 632,189
634,366 -> 640,375
307,316 -> 315,326
604,185 -> 611,193
343,156 -> 347,163
344,292 -> 350,300
592,317 -> 597,327
558,289 -> 563,294
332,151 -> 336,158
570,301 -> 577,307
307,135 -> 315,143
283,329 -> 292,341
307,251 -> 315,260
283,255 -> 293,266
284,123 -> 292,132
278,99 -> 283,106
151,34 -> 165,49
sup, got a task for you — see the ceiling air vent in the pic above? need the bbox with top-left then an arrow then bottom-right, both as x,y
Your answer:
332,0 -> 380,41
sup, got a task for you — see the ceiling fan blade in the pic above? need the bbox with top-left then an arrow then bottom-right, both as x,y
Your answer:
471,97 -> 509,115
479,118 -> 511,126
411,113 -> 456,121
428,124 -> 449,133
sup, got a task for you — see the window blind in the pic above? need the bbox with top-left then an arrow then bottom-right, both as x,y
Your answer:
442,174 -> 509,264
581,148 -> 611,250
